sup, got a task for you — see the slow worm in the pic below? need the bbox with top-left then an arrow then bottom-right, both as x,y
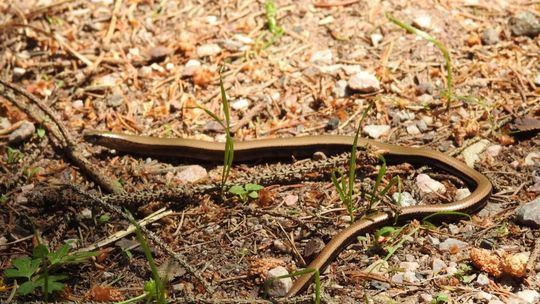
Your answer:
84,130 -> 492,297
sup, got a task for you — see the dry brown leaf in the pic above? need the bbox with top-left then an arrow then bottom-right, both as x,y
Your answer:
514,116 -> 540,132
85,286 -> 124,301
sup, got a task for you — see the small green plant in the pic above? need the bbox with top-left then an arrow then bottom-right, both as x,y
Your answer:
331,103 -> 372,223
265,268 -> 321,304
263,0 -> 284,48
6,146 -> 23,164
197,73 -> 234,195
228,183 -> 264,203
431,292 -> 449,304
4,241 -> 96,300
0,194 -> 8,204
386,13 -> 454,108
36,127 -> 46,139
126,211 -> 166,304
97,213 -> 110,224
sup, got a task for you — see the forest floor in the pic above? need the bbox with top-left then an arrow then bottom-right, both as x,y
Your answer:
1,0 -> 540,303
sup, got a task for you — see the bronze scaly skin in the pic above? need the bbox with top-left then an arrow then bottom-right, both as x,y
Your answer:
84,130 -> 492,296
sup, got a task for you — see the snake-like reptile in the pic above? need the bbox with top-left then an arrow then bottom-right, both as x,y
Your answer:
84,130 -> 492,297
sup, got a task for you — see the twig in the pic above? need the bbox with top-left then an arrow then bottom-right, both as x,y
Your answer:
103,0 -> 122,46
0,80 -> 122,193
68,184 -> 214,293
77,208 -> 173,252
230,102 -> 266,133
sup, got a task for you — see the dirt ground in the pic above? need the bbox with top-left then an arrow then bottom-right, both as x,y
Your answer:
1,0 -> 540,303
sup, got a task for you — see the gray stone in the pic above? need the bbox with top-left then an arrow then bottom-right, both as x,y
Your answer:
8,121 -> 35,144
363,124 -> 390,139
348,71 -> 380,93
267,266 -> 292,297
481,28 -> 499,45
392,191 -> 416,207
477,273 -> 490,285
509,11 -> 540,37
439,238 -> 468,251
534,73 -> 540,86
197,44 -> 222,57
334,79 -> 349,98
515,196 -> 540,228
176,165 -> 208,183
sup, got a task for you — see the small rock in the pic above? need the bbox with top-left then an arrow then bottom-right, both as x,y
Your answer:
476,291 -> 493,301
8,121 -> 35,144
432,258 -> 447,274
348,71 -> 380,93
476,273 -> 490,285
509,11 -> 540,37
273,240 -> 289,253
13,67 -> 26,76
392,191 -> 416,207
486,145 -> 502,157
145,45 -> 171,63
334,79 -> 349,98
317,64 -> 343,75
341,65 -> 362,75
231,98 -> 250,111
312,152 -> 327,161
310,49 -> 333,65
416,174 -> 446,194
420,294 -> 433,303
406,124 -> 421,135
534,73 -> 540,86
399,261 -> 419,272
524,152 -> 540,167
413,14 -> 432,30
283,194 -> 298,206
72,99 -> 84,110
396,110 -> 415,121
176,165 -> 208,183
448,224 -> 460,235
197,44 -> 222,57
95,74 -> 118,87
515,196 -> 540,228
461,139 -> 490,167
371,33 -> 384,46
515,290 -> 540,304
455,188 -> 471,200
416,119 -> 428,132
0,117 -> 10,129
416,82 -> 433,95
79,208 -> 93,220
183,59 -> 201,76
481,28 -> 499,45
107,89 -> 124,108
325,117 -> 340,131
390,273 -> 404,284
363,124 -> 390,139
266,266 -> 292,297
303,238 -> 325,259
439,238 -> 468,251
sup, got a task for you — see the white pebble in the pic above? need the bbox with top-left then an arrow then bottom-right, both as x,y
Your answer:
363,124 -> 390,139
416,174 -> 446,194
348,71 -> 380,93
197,44 -> 222,57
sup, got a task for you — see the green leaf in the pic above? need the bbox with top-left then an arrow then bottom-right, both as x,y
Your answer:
35,274 -> 67,294
245,183 -> 264,191
248,191 -> 259,199
18,280 -> 39,295
36,128 -> 46,138
33,244 -> 49,259
229,185 -> 247,195
144,279 -> 157,299
375,226 -> 395,241
4,256 -> 41,279
98,213 -> 110,223
47,243 -> 71,265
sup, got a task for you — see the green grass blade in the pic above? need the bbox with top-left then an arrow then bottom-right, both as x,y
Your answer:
386,12 -> 453,105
